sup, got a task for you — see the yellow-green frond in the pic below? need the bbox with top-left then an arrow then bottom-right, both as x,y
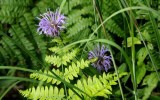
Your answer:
19,86 -> 65,100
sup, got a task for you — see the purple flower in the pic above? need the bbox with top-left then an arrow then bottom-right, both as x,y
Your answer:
37,9 -> 66,37
88,44 -> 112,72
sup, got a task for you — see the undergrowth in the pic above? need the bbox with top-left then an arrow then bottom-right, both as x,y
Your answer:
0,0 -> 160,100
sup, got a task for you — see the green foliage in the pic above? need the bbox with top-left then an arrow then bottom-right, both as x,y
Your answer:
101,0 -> 125,37
0,36 -> 25,65
60,0 -> 125,40
30,59 -> 90,84
45,48 -> 79,67
19,34 -> 127,99
68,72 -> 127,100
0,13 -> 47,67
0,0 -> 53,67
136,48 -> 147,85
1,0 -> 160,99
0,1 -> 54,97
0,0 -> 70,67
127,37 -> 141,47
63,0 -> 94,39
141,72 -> 159,100
0,0 -> 33,24
20,71 -> 127,100
19,86 -> 65,100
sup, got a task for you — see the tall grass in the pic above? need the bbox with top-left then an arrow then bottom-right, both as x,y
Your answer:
0,0 -> 160,99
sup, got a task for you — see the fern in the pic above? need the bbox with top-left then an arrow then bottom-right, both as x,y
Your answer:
9,25 -> 35,53
22,71 -> 127,99
0,0 -> 33,24
67,18 -> 93,38
104,19 -> 125,37
18,0 -> 129,99
45,48 -> 79,67
30,59 -> 90,84
63,59 -> 90,82
101,0 -> 125,37
0,5 -> 47,66
20,13 -> 47,63
30,69 -> 62,85
19,86 -> 65,100
60,0 -> 94,40
62,0 -> 90,12
20,33 -> 127,99
31,0 -> 62,17
0,36 -> 24,65
62,0 -> 125,41
138,19 -> 160,70
8,24 -> 39,66
66,6 -> 93,27
0,47 -> 9,64
68,72 -> 127,100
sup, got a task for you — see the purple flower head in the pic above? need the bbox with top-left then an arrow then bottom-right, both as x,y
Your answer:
88,44 -> 112,72
37,9 -> 66,37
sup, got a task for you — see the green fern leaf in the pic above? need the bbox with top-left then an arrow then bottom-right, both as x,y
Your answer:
0,46 -> 10,64
30,59 -> 90,84
67,18 -> 93,38
64,59 -> 90,82
19,86 -> 65,100
66,6 -> 93,27
0,36 -> 24,65
69,72 -> 127,99
0,0 -> 33,23
30,69 -> 62,85
45,49 -> 78,67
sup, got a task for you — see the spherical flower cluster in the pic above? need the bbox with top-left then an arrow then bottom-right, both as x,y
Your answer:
88,44 -> 112,72
37,9 -> 66,37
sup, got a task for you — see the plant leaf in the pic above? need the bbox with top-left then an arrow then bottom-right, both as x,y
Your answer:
136,64 -> 146,85
127,37 -> 141,47
142,72 -> 159,100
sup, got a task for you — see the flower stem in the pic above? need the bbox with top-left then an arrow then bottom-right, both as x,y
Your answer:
93,0 -> 125,99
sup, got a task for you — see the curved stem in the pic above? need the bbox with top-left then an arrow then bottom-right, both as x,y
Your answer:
93,0 -> 125,99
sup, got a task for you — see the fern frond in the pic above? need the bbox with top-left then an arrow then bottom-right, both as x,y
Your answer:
0,36 -> 24,65
0,46 -> 9,64
48,45 -> 74,54
101,0 -> 125,37
30,59 -> 90,84
66,5 -> 93,27
30,69 -> 63,85
62,0 -> 90,13
64,59 -> 90,82
67,18 -> 93,38
0,10 -> 47,66
0,0 -> 33,23
20,13 -> 47,61
45,48 -> 79,67
0,0 -> 32,6
31,0 -> 61,17
9,24 -> 35,56
68,72 -> 127,99
105,19 -> 124,37
57,0 -> 94,40
19,86 -> 65,100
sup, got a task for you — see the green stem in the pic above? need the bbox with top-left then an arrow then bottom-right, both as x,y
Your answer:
134,23 -> 160,82
0,81 -> 20,99
59,0 -> 67,14
93,0 -> 125,99
62,64 -> 68,99
129,9 -> 138,100
0,66 -> 87,99
109,47 -> 125,100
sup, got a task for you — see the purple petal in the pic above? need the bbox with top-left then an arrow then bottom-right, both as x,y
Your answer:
37,9 -> 66,37
88,44 -> 112,72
